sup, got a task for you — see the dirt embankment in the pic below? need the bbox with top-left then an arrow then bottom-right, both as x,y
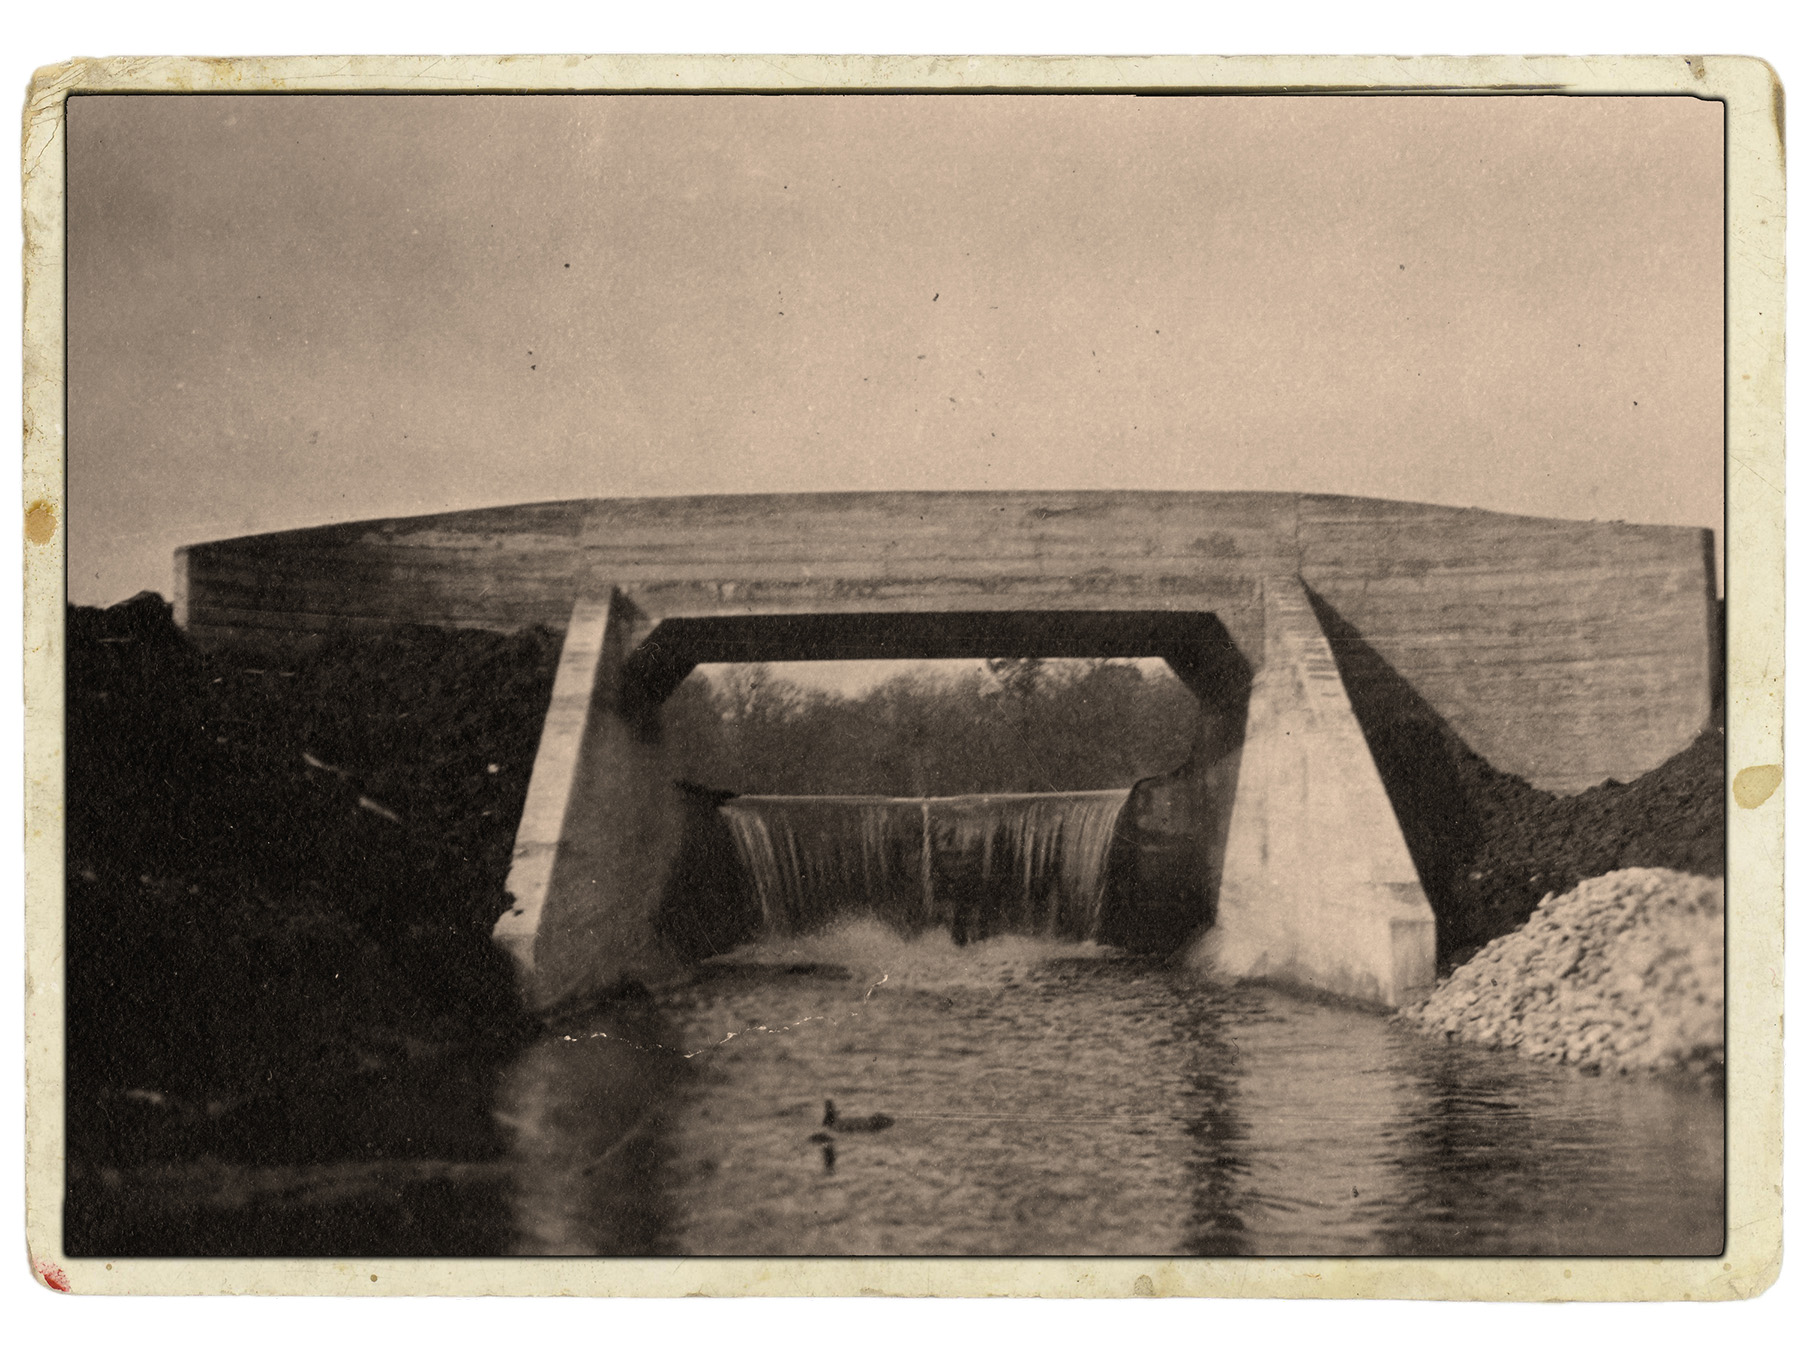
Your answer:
1401,869 -> 1723,1079
65,594 -> 558,1170
1375,713 -> 1724,1080
1362,716 -> 1724,961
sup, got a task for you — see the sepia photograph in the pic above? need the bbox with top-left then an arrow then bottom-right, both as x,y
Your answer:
20,55 -> 1783,1297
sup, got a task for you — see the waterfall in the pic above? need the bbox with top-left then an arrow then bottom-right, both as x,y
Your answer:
715,797 -> 926,936
928,791 -> 1132,941
719,789 -> 1131,942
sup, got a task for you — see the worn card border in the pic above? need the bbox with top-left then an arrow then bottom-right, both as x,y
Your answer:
20,53 -> 1785,1299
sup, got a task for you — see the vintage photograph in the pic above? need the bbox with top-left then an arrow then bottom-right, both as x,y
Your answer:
38,71 -> 1756,1276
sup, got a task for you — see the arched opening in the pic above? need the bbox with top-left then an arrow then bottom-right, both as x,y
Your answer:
637,611 -> 1251,963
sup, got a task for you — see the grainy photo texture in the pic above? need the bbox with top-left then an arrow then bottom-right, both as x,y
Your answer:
28,66 -> 1778,1294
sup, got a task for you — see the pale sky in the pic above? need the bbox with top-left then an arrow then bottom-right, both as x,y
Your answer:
67,93 -> 1724,608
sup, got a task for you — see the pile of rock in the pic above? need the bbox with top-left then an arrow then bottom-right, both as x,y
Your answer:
1401,868 -> 1723,1076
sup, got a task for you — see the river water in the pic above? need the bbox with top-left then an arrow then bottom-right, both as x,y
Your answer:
70,787 -> 1725,1257
497,921 -> 1723,1257
75,916 -> 1724,1257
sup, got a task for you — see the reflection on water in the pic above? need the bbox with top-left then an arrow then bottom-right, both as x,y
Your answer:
500,921 -> 1722,1257
494,999 -> 681,1255
81,918 -> 1720,1256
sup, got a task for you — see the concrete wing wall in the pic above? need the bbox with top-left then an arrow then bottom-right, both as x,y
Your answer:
1296,496 -> 1716,794
175,499 -> 593,646
1194,577 -> 1436,1007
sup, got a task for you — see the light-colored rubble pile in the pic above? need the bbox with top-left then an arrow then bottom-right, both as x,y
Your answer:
1402,868 -> 1723,1075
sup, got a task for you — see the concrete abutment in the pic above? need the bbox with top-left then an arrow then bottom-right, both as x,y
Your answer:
492,590 -> 690,1012
1185,577 -> 1436,1008
495,575 -> 1436,1014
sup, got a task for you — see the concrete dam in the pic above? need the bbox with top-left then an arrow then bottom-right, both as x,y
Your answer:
173,491 -> 1718,1013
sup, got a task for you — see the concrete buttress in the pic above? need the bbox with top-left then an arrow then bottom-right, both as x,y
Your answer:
1189,576 -> 1437,1007
492,591 -> 689,1012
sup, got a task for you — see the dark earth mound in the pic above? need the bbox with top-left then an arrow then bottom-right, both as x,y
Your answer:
1364,717 -> 1724,962
64,593 -> 559,1201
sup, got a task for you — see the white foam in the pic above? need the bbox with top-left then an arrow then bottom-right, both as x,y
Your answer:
707,916 -> 1120,992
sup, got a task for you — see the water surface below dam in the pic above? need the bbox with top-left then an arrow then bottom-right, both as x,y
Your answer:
501,924 -> 1722,1256
74,919 -> 1723,1257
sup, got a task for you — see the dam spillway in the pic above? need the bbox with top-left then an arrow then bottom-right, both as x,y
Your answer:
169,490 -> 1720,1014
719,790 -> 1132,943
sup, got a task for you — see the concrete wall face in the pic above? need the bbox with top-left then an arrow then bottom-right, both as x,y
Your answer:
1295,499 -> 1715,793
172,491 -> 1714,1012
1107,689 -> 1249,953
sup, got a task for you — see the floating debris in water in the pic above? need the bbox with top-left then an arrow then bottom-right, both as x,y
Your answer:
823,1098 -> 894,1133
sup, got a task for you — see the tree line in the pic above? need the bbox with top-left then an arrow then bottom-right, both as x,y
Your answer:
662,657 -> 1201,797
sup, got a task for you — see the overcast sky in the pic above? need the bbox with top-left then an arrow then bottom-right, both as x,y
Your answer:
67,93 -> 1723,607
